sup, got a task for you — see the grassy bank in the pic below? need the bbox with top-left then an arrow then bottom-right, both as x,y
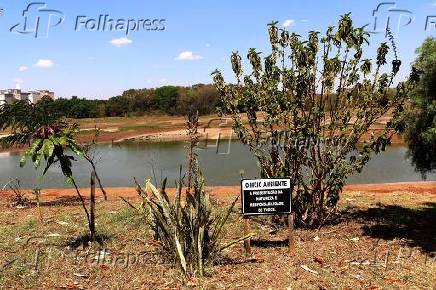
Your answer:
0,188 -> 434,289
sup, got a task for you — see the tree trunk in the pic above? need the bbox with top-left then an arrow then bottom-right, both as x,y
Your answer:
89,171 -> 96,242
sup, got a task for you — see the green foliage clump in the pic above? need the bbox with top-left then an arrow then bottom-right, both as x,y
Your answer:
19,124 -> 83,185
0,100 -> 106,240
0,100 -> 61,147
154,86 -> 179,113
212,14 -> 410,227
402,37 -> 436,176
11,84 -> 220,119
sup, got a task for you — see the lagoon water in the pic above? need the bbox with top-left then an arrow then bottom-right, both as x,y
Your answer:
0,140 -> 435,189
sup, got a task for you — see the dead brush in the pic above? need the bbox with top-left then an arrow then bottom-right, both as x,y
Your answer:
2,179 -> 31,208
133,110 -> 250,277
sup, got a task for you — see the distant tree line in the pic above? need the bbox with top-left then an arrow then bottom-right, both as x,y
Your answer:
36,84 -> 220,118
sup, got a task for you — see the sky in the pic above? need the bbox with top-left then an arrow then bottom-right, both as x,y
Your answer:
0,0 -> 435,99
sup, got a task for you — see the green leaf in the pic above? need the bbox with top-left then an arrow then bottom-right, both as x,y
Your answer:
19,154 -> 28,168
69,142 -> 84,157
59,155 -> 73,180
42,139 -> 54,159
20,139 -> 42,167
65,176 -> 74,185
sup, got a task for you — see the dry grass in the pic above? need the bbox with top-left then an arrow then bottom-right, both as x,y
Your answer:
0,190 -> 434,289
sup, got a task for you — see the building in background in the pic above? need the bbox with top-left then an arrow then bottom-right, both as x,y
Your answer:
0,89 -> 55,104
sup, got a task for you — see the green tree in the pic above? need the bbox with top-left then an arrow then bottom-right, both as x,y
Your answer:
0,101 -> 104,240
122,88 -> 155,113
177,84 -> 220,115
0,100 -> 60,146
213,15 -> 409,227
106,95 -> 130,116
154,86 -> 178,113
402,37 -> 436,176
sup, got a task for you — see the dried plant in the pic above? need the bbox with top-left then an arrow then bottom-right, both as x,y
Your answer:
2,179 -> 30,208
134,110 -> 249,277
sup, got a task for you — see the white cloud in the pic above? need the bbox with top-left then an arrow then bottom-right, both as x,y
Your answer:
282,19 -> 295,27
18,66 -> 28,72
301,19 -> 309,23
110,37 -> 132,47
175,51 -> 203,61
35,59 -> 54,68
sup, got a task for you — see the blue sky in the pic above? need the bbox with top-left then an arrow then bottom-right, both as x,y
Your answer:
0,0 -> 435,99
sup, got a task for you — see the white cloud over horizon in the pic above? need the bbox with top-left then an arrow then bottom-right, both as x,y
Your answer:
282,19 -> 295,27
35,59 -> 54,68
18,66 -> 28,72
175,51 -> 203,61
110,37 -> 133,47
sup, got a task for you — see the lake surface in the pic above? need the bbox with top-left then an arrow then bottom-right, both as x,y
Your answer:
0,140 -> 435,189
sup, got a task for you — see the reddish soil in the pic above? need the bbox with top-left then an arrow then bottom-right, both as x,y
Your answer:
6,181 -> 434,202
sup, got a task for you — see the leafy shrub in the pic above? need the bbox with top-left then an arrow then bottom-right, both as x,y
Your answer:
213,15 -> 410,227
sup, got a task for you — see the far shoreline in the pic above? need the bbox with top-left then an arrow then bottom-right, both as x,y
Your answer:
0,113 -> 406,154
0,127 -> 406,154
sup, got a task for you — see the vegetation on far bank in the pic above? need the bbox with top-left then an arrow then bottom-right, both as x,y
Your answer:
33,83 -> 220,119
401,37 -> 436,177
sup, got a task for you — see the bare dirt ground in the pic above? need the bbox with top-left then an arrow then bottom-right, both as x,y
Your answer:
0,113 -> 405,153
31,181 -> 436,201
77,114 -> 403,145
0,114 -> 233,153
76,114 -> 233,144
0,183 -> 435,289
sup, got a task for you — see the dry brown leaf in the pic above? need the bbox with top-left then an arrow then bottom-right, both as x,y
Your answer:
314,256 -> 325,265
99,264 -> 110,270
